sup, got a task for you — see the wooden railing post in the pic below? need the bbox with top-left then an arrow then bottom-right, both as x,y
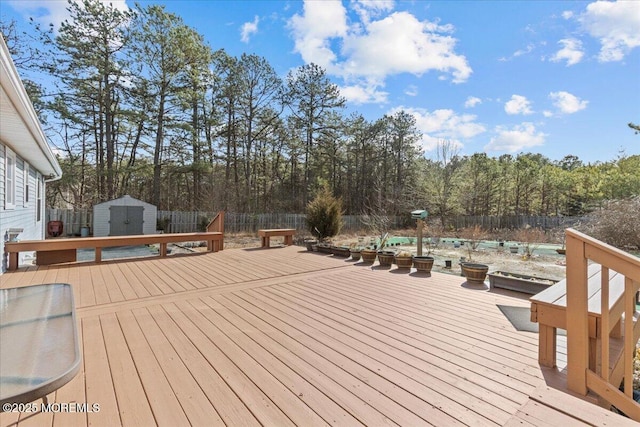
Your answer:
566,229 -> 590,395
206,211 -> 225,251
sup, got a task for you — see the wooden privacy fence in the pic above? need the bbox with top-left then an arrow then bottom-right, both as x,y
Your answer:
47,208 -> 93,237
448,215 -> 583,230
47,208 -> 581,236
219,213 -> 406,234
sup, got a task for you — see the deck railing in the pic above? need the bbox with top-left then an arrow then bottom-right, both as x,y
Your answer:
565,228 -> 640,420
206,211 -> 225,251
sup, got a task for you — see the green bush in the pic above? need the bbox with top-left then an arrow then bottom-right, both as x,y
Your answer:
306,187 -> 343,241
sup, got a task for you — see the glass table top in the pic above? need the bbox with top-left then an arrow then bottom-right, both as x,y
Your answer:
0,283 -> 81,406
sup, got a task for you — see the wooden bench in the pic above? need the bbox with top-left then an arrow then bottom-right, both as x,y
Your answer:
4,232 -> 223,271
530,264 -> 638,369
258,229 -> 296,248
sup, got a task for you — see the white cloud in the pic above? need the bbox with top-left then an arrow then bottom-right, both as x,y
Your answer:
505,95 -> 533,115
404,85 -> 418,97
8,0 -> 129,30
240,16 -> 260,43
485,123 -> 546,153
340,12 -> 471,83
288,1 -> 472,104
562,11 -> 574,19
464,96 -> 482,108
288,0 -> 348,68
579,0 -> 640,62
352,0 -> 395,24
550,38 -> 584,66
389,106 -> 486,152
499,43 -> 535,62
339,84 -> 388,104
549,91 -> 588,114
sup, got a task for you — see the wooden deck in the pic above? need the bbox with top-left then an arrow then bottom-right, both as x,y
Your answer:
0,246 -> 635,426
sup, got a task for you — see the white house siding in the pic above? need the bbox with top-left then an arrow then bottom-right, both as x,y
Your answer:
93,195 -> 157,237
1,142 -> 45,271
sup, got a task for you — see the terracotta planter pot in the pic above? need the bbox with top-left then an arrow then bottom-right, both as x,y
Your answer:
394,255 -> 413,269
412,256 -> 434,273
360,249 -> 377,263
350,250 -> 362,261
377,251 -> 395,267
462,263 -> 489,284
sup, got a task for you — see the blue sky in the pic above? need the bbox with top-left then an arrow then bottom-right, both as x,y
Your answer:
2,0 -> 639,163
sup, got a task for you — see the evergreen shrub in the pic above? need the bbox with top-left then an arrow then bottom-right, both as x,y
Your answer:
306,187 -> 343,241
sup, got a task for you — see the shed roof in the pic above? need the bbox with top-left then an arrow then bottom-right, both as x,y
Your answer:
94,194 -> 156,208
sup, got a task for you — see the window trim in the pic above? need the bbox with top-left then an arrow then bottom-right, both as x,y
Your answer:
36,175 -> 42,223
23,161 -> 30,207
5,147 -> 16,209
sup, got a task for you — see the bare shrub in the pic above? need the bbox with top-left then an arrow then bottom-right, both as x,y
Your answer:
515,226 -> 546,259
580,197 -> 640,250
459,225 -> 488,261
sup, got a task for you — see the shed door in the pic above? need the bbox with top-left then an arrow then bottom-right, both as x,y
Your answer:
109,206 -> 144,236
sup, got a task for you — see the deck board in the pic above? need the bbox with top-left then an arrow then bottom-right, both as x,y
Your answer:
246,285 -> 503,425
115,310 -> 190,426
276,281 -> 527,412
212,294 -> 398,426
1,245 -> 636,426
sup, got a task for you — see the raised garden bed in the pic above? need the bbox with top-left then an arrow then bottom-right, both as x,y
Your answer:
488,271 -> 559,295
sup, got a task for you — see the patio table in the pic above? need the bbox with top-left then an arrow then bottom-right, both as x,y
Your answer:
0,283 -> 81,407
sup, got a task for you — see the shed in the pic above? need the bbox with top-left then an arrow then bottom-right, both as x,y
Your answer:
93,195 -> 157,237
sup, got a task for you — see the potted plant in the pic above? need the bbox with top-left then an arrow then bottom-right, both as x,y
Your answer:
331,246 -> 351,257
360,248 -> 377,263
377,250 -> 395,267
305,238 -> 318,251
461,263 -> 489,284
316,242 -> 332,253
412,255 -> 434,273
394,250 -> 413,269
361,233 -> 389,264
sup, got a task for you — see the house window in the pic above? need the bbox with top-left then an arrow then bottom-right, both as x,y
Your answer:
23,162 -> 30,206
5,147 -> 16,209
